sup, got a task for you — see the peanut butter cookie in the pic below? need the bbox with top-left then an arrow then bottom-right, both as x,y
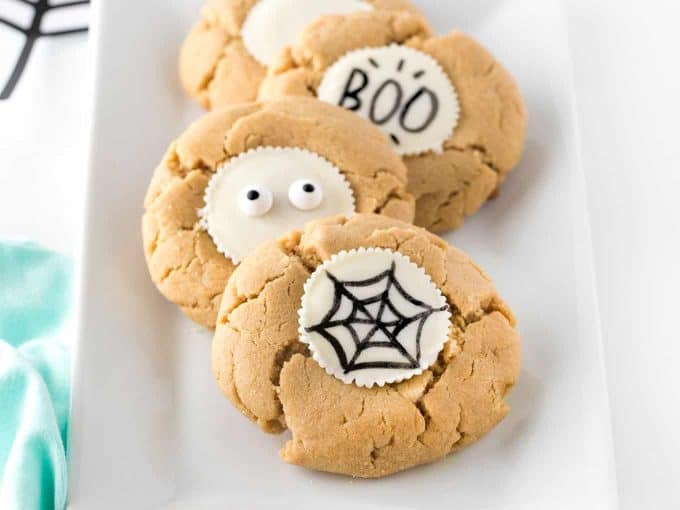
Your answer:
213,213 -> 521,477
142,98 -> 414,328
259,11 -> 527,232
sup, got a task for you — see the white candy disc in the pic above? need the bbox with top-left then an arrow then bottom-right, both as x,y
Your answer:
242,0 -> 373,67
288,179 -> 324,210
298,248 -> 451,388
317,45 -> 459,156
200,147 -> 355,264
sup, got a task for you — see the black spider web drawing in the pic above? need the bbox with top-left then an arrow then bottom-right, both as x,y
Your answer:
305,261 -> 449,374
1,0 -> 89,100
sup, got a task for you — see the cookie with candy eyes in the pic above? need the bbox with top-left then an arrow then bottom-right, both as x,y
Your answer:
212,214 -> 521,477
259,10 -> 527,232
178,0 -> 427,110
199,147 -> 355,263
142,97 -> 415,328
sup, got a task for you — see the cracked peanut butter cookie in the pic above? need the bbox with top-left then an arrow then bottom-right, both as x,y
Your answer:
142,98 -> 415,328
259,10 -> 527,232
179,0 -> 426,110
212,213 -> 520,477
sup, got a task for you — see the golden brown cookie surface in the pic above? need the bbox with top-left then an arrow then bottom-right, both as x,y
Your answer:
259,11 -> 527,232
142,98 -> 414,328
212,214 -> 520,477
179,0 -> 426,110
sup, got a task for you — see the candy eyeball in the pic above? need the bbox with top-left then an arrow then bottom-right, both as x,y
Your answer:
289,179 -> 324,210
238,185 -> 273,217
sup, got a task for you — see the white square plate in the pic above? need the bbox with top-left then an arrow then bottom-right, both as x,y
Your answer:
68,1 -> 618,508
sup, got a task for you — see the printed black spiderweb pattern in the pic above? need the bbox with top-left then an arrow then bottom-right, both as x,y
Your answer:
305,261 -> 449,374
1,0 -> 90,100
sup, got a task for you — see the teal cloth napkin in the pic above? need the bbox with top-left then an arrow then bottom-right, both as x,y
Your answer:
0,242 -> 72,510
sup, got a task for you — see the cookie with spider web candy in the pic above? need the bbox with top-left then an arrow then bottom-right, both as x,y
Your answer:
299,247 -> 451,387
212,214 -> 521,477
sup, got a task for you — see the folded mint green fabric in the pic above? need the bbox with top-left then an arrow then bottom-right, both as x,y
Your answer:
0,242 -> 72,510
0,243 -> 72,347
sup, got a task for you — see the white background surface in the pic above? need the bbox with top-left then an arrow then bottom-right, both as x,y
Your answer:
567,3 -> 680,508
0,1 -> 678,508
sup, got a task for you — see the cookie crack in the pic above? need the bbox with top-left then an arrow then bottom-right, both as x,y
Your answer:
424,189 -> 462,231
223,326 -> 259,424
452,403 -> 465,450
220,259 -> 296,323
358,397 -> 367,419
146,228 -> 161,258
414,398 -> 432,446
270,342 -> 309,387
374,190 -> 407,214
193,22 -> 243,108
368,434 -> 396,470
446,143 -> 502,176
158,252 -> 197,285
182,290 -> 222,311
368,167 -> 402,181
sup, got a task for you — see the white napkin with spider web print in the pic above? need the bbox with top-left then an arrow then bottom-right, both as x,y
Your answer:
0,0 -> 90,256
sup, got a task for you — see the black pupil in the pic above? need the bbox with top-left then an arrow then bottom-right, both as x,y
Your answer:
246,189 -> 260,201
302,183 -> 315,193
